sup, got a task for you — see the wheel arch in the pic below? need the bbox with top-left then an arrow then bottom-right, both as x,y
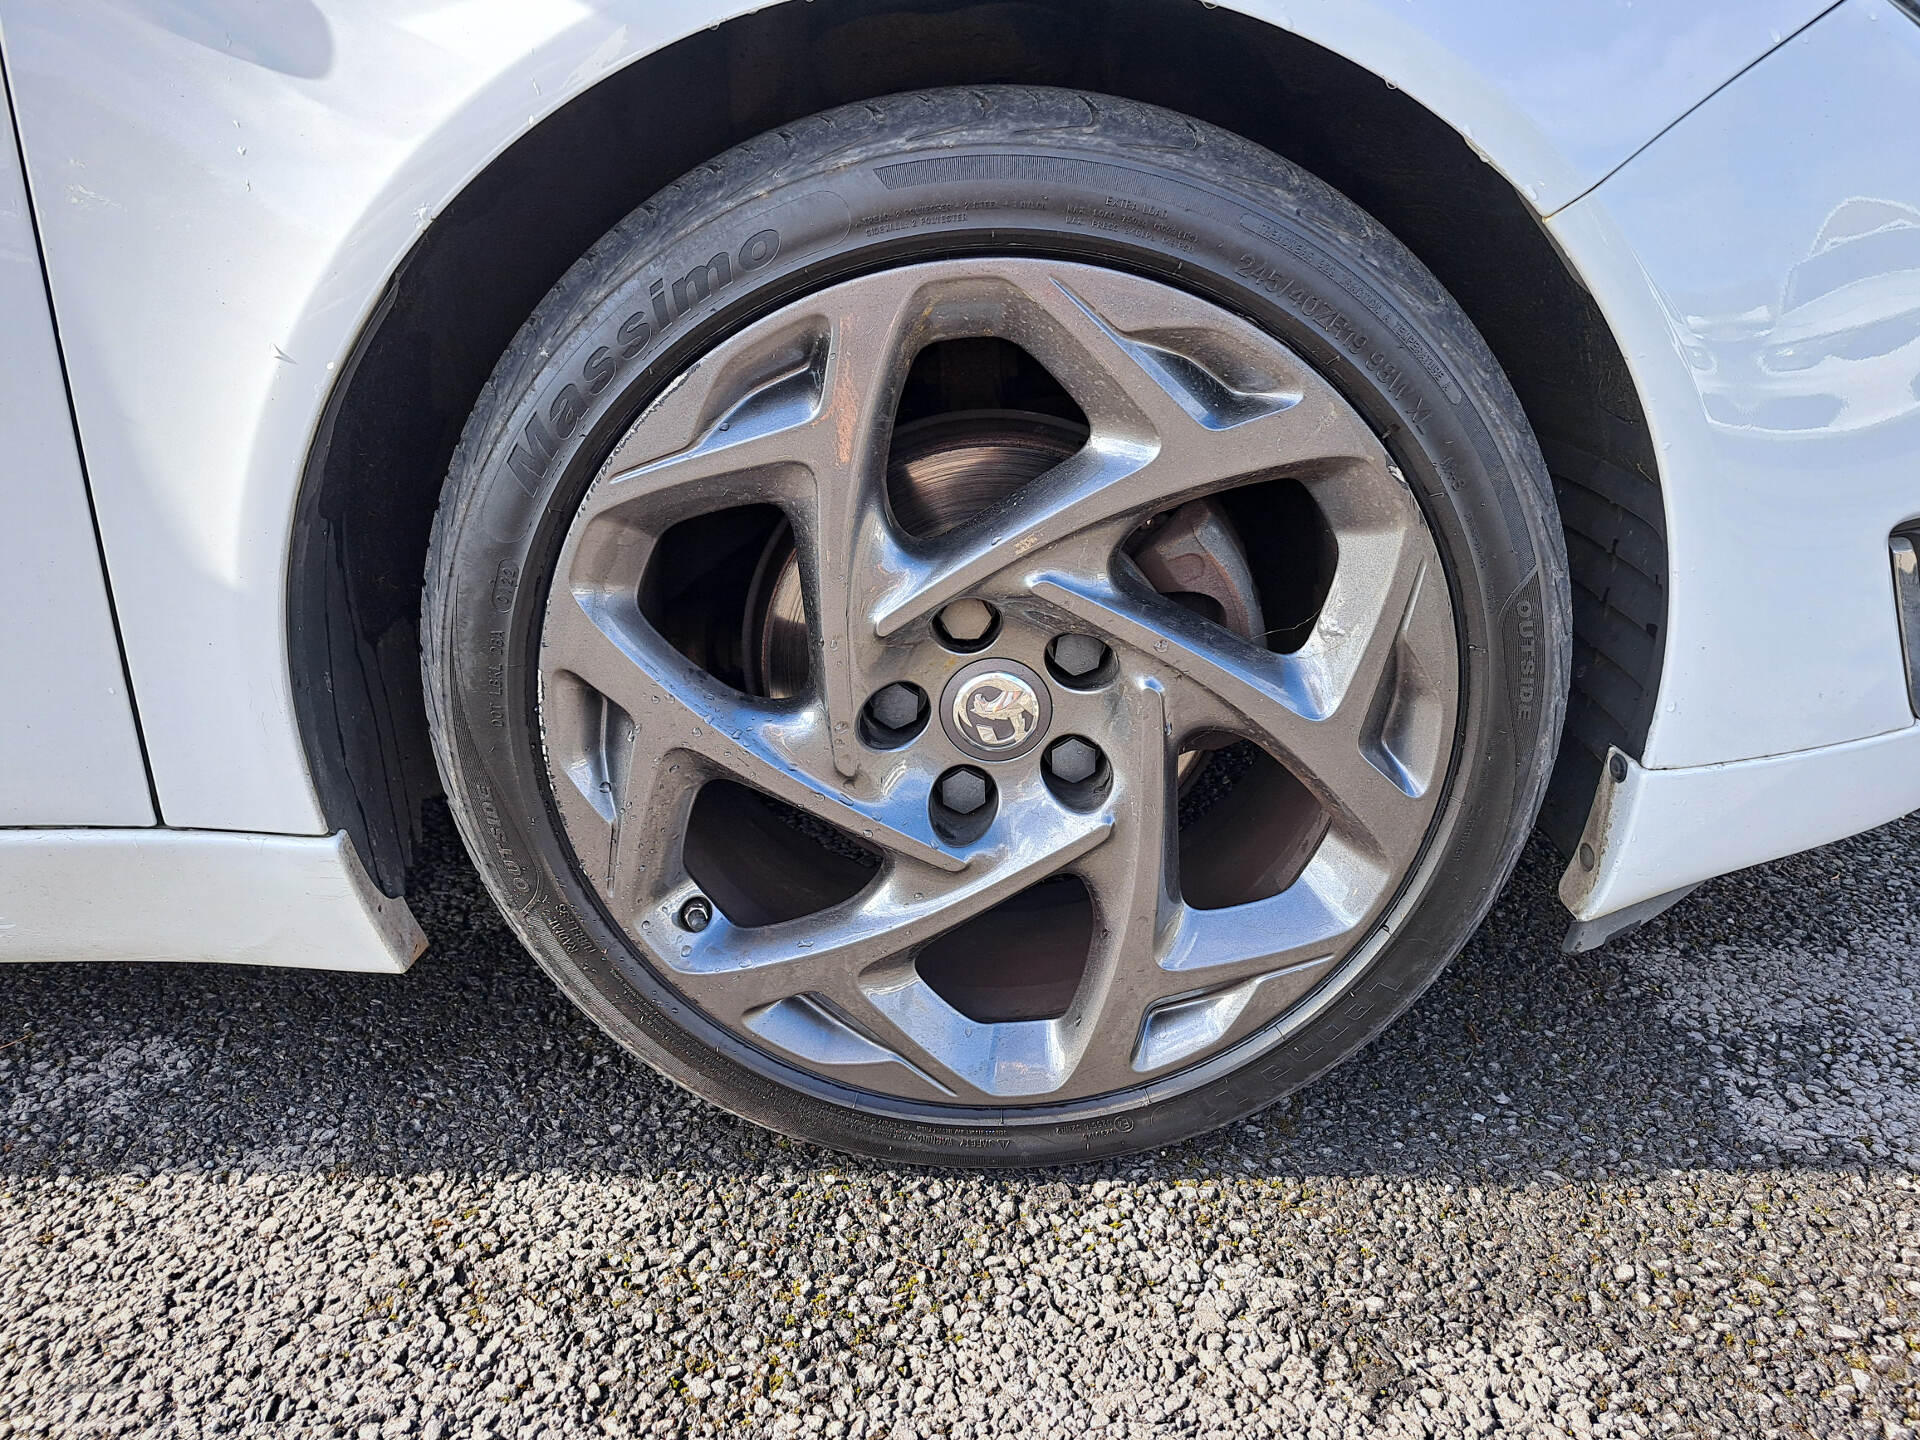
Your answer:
288,0 -> 1667,897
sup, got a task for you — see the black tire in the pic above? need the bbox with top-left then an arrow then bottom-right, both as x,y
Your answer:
422,86 -> 1569,1166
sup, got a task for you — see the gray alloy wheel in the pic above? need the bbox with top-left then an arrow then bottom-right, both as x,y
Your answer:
424,87 -> 1567,1163
537,259 -> 1457,1107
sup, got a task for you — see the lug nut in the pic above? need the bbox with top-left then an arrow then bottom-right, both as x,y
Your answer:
678,895 -> 714,932
866,682 -> 923,732
937,767 -> 991,816
1048,632 -> 1109,679
1046,737 -> 1101,785
936,599 -> 997,645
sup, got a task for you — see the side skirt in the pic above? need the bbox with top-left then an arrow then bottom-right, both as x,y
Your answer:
0,828 -> 424,971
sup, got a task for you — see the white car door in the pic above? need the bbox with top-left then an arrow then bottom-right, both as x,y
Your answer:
0,79 -> 152,825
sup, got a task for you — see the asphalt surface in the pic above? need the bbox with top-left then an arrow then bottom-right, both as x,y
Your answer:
2,805 -> 1918,1438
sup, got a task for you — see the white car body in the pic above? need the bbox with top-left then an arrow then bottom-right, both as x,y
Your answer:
2,0 -> 1917,970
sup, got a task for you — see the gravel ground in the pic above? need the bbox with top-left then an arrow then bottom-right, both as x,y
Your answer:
3,806 -> 1918,1439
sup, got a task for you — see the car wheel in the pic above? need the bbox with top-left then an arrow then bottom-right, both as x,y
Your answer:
422,86 -> 1568,1165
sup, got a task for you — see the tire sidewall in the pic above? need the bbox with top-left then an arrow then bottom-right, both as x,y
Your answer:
426,91 -> 1566,1165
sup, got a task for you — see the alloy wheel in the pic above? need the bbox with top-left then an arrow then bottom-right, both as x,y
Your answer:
538,258 -> 1458,1107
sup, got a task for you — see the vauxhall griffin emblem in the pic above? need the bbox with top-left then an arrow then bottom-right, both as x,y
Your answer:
939,659 -> 1053,762
954,672 -> 1042,750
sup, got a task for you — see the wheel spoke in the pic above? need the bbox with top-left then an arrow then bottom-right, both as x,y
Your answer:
542,589 -> 961,875
1026,270 -> 1384,475
542,680 -> 707,922
1299,517 -> 1434,713
670,804 -> 1109,1014
871,267 -> 1383,637
574,347 -> 826,534
573,277 -> 930,778
873,440 -> 1156,637
1059,782 -> 1373,1086
1067,843 -> 1373,1085
1033,552 -> 1438,865
1052,681 -> 1181,1093
1161,849 -> 1369,985
1120,856 -> 1363,1074
785,296 -> 925,775
662,799 -> 1112,1098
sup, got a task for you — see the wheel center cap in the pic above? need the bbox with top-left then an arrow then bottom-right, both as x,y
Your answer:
940,658 -> 1052,762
